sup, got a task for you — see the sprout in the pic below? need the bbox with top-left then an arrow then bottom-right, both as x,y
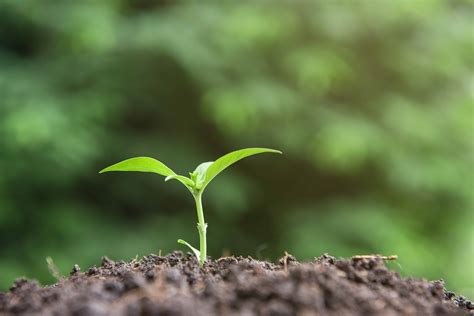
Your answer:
100,148 -> 282,266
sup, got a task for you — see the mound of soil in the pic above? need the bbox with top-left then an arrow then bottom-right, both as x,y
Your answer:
0,252 -> 471,316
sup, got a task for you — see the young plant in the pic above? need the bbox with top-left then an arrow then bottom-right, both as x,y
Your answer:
100,147 -> 281,266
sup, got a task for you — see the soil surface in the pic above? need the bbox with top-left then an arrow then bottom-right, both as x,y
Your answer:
0,252 -> 471,316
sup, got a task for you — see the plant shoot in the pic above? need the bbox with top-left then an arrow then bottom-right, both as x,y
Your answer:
100,148 -> 281,266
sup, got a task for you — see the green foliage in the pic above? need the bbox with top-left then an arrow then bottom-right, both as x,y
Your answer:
202,148 -> 282,191
100,148 -> 281,265
0,0 -> 472,296
100,157 -> 175,177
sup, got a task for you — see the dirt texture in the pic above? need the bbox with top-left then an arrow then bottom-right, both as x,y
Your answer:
0,252 -> 471,316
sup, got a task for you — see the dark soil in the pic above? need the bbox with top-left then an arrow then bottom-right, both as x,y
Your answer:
0,252 -> 471,316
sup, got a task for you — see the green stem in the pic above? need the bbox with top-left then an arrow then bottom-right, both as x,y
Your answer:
194,192 -> 207,266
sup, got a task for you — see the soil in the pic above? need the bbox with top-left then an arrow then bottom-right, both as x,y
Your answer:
0,252 -> 471,316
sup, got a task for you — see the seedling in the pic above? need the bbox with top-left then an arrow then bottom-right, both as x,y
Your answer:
100,148 -> 281,266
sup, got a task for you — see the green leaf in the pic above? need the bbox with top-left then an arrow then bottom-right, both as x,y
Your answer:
193,161 -> 213,189
177,239 -> 200,261
164,174 -> 195,188
99,157 -> 175,177
201,148 -> 282,190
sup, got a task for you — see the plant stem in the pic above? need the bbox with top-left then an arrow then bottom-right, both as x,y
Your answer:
194,192 -> 207,266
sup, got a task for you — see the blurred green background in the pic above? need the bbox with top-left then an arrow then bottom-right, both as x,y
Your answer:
0,0 -> 472,296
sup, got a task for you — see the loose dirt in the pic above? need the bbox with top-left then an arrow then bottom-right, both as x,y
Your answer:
0,252 -> 471,315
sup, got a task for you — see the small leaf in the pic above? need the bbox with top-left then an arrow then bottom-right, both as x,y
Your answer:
193,162 -> 213,189
99,157 -> 175,177
177,239 -> 200,261
201,148 -> 282,190
165,174 -> 195,188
